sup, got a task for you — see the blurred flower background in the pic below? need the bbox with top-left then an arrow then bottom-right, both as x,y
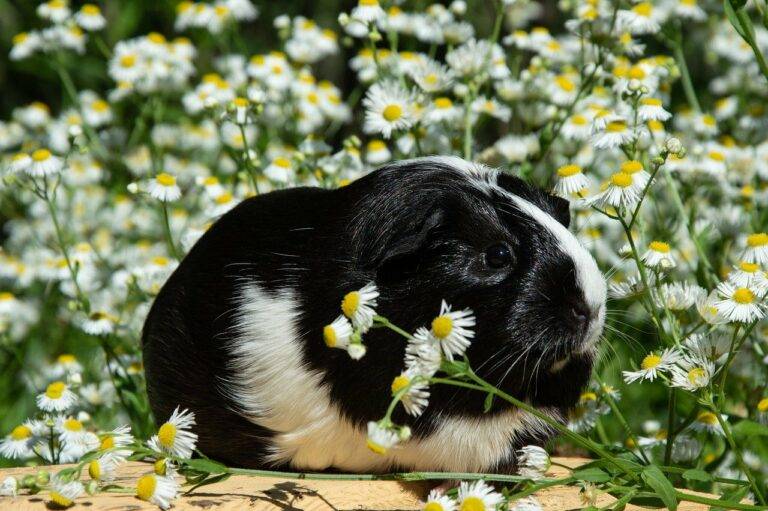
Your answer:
1,0 -> 768,507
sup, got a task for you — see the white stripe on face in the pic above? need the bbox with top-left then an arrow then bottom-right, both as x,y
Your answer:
506,194 -> 607,334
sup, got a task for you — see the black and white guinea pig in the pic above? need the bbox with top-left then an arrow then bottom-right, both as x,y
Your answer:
142,156 -> 606,473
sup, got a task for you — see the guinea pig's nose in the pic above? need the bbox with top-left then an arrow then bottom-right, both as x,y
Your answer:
567,297 -> 591,325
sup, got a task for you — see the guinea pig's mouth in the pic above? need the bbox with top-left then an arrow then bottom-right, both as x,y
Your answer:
548,325 -> 603,374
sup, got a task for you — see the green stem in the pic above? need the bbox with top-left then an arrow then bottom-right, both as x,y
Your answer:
669,33 -> 701,112
713,406 -> 766,504
160,203 -> 180,260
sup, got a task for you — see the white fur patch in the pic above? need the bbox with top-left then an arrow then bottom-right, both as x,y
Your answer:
225,284 -> 558,472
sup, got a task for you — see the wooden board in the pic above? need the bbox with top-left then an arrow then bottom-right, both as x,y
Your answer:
0,458 -> 717,510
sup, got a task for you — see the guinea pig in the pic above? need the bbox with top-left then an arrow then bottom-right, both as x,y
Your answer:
142,156 -> 606,473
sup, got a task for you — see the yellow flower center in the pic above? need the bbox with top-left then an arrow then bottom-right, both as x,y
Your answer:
32,149 -> 52,162
633,2 -> 653,16
739,262 -> 759,273
431,315 -> 453,339
152,256 -> 169,266
11,425 -> 32,440
64,419 -> 83,432
628,66 -> 646,79
641,98 -> 662,106
747,233 -> 768,247
154,458 -> 168,475
641,353 -> 662,370
382,104 -> 403,122
460,496 -> 486,511
359,0 -> 380,5
45,381 -> 66,399
434,97 -> 453,109
82,4 -> 101,15
557,164 -> 582,177
758,398 -> 768,413
610,172 -> 632,188
424,503 -> 445,511
50,492 -> 73,507
100,435 -> 115,450
89,460 -> 102,480
366,439 -> 387,455
687,367 -> 706,385
323,325 -> 337,347
136,474 -> 157,501
215,192 -> 233,205
148,32 -> 166,44
605,121 -> 627,133
391,375 -> 410,394
649,241 -> 670,253
732,288 -> 755,304
580,392 -> 597,402
155,173 -> 176,186
341,291 -> 360,318
120,54 -> 137,67
702,114 -> 716,127
91,100 -> 109,112
13,33 -> 29,45
708,151 -> 725,162
58,354 -> 76,365
368,140 -> 387,151
571,114 -> 588,125
697,411 -> 718,425
234,97 -> 249,108
555,75 -> 575,92
273,157 -> 291,168
157,422 -> 177,448
620,160 -> 643,174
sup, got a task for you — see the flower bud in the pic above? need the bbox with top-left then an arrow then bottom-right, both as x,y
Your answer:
450,0 -> 467,15
628,79 -> 642,92
665,137 -> 683,154
35,470 -> 50,486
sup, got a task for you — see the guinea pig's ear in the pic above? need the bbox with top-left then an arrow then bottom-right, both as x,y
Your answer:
549,194 -> 571,228
360,203 -> 445,275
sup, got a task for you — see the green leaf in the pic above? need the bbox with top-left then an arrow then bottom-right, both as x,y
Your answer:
723,0 -> 754,41
732,419 -> 768,437
183,458 -> 230,475
483,392 -> 495,413
572,467 -> 612,483
641,465 -> 678,511
682,469 -> 712,482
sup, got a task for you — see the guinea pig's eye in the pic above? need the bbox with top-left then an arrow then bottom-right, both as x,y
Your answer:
484,243 -> 514,269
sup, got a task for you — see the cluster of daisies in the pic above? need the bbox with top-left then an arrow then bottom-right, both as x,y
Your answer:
0,349 -> 197,510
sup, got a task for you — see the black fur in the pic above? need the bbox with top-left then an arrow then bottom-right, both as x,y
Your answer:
142,158 -> 598,470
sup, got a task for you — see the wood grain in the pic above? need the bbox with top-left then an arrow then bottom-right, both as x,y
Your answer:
0,457 -> 717,510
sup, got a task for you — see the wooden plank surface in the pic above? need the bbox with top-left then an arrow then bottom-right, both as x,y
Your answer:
0,457 -> 715,510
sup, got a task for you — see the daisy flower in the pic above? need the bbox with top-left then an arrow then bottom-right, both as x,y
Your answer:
75,4 -> 107,31
0,424 -> 35,459
617,2 -> 665,35
714,282 -> 766,323
57,417 -> 90,446
49,477 -> 84,509
424,97 -> 461,124
264,156 -> 294,184
691,411 -> 725,435
0,477 -> 18,497
510,496 -> 543,511
27,149 -> 63,177
366,421 -> 400,455
553,164 -> 588,198
696,290 -> 729,325
37,381 -> 78,412
7,152 -> 31,174
642,241 -> 676,269
653,282 -> 706,310
561,114 -> 592,141
592,120 -> 635,149
405,327 -> 443,377
323,315 -> 354,351
341,282 -> 379,332
363,81 -> 415,139
409,60 -> 454,93
516,445 -> 551,480
669,354 -> 715,392
422,489 -> 457,511
365,139 -> 392,165
148,173 -> 182,202
99,425 -> 134,457
149,407 -> 198,459
622,348 -> 680,383
351,0 -> 386,23
674,0 -> 706,20
88,452 -> 125,482
620,160 -> 651,189
457,480 -> 505,511
391,370 -> 430,417
743,232 -> 768,264
637,97 -> 671,122
136,473 -> 180,510
588,172 -> 642,210
82,310 -> 118,336
429,300 -> 475,361
728,261 -> 768,292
